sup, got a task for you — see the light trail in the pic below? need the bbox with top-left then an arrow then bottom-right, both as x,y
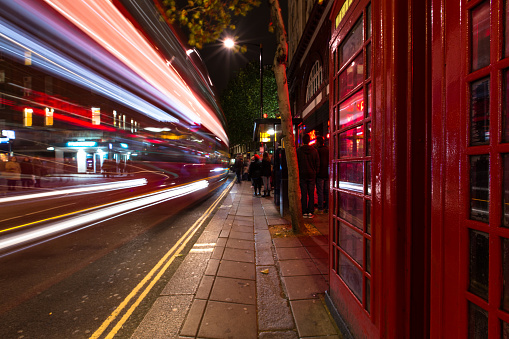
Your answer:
0,0 -> 228,143
0,180 -> 209,253
0,178 -> 148,204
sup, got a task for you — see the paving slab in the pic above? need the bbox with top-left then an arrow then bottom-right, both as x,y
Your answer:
282,275 -> 329,300
222,247 -> 255,263
209,276 -> 256,304
217,260 -> 256,280
275,246 -> 312,260
279,258 -> 323,276
290,299 -> 339,337
197,301 -> 257,339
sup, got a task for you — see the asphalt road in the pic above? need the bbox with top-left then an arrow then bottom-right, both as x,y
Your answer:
0,174 -> 233,339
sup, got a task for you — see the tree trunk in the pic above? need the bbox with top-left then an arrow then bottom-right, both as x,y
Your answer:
268,0 -> 304,232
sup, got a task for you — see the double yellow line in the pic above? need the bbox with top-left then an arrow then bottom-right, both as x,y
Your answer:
90,179 -> 235,339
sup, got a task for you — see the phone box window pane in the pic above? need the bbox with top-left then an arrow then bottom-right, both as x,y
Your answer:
339,191 -> 363,229
340,90 -> 364,128
367,84 -> 372,117
506,0 -> 509,58
470,155 -> 490,223
338,252 -> 362,301
503,320 -> 509,339
366,122 -> 371,156
365,238 -> 371,273
502,238 -> 509,312
366,161 -> 371,195
340,18 -> 364,70
339,221 -> 363,265
339,53 -> 364,101
468,302 -> 489,339
469,229 -> 489,301
504,154 -> 509,227
340,125 -> 364,158
366,43 -> 371,79
471,77 -> 490,145
339,162 -> 363,192
504,71 -> 509,142
365,278 -> 371,313
366,200 -> 371,235
366,4 -> 372,40
471,1 -> 490,71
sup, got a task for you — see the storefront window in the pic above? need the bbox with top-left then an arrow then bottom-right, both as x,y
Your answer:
339,125 -> 364,158
469,302 -> 489,339
470,155 -> 490,223
471,1 -> 490,71
339,192 -> 364,230
339,54 -> 364,100
340,18 -> 364,70
469,229 -> 489,300
339,89 -> 364,127
470,77 -> 490,145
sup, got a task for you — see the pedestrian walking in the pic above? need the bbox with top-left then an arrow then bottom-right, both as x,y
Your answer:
261,152 -> 272,197
32,157 -> 45,188
20,157 -> 34,188
4,156 -> 21,191
234,154 -> 243,183
297,134 -> 320,218
248,154 -> 262,196
315,135 -> 329,213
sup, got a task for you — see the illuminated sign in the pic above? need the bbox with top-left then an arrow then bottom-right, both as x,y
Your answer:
2,130 -> 15,139
91,107 -> 100,125
0,137 -> 9,143
120,143 -> 128,148
67,141 -> 97,147
336,0 -> 353,28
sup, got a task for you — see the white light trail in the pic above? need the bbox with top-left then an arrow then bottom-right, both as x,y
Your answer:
0,178 -> 148,204
0,180 -> 209,252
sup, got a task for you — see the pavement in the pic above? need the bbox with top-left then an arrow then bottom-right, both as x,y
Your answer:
131,178 -> 342,339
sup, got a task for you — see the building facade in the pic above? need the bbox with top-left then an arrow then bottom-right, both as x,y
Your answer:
288,0 -> 333,143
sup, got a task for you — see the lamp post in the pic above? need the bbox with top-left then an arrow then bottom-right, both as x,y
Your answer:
224,39 -> 263,119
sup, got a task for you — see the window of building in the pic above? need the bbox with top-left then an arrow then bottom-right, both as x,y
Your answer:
45,107 -> 53,126
23,108 -> 33,127
306,61 -> 322,102
331,2 -> 372,314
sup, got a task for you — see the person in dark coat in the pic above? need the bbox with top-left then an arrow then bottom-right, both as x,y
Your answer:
20,157 -> 34,188
234,154 -> 243,183
248,154 -> 263,196
261,152 -> 272,197
315,136 -> 329,213
297,133 -> 320,218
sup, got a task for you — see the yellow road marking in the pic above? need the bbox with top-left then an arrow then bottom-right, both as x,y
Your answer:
90,179 -> 234,339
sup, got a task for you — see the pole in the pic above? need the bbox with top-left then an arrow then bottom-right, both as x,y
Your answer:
259,43 -> 263,119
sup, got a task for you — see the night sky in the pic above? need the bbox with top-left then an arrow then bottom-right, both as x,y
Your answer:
200,0 -> 288,94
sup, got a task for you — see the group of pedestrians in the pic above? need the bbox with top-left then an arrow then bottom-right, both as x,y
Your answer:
233,152 -> 273,197
297,134 -> 329,219
2,155 -> 45,191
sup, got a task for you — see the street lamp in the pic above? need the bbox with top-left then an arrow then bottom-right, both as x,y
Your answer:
223,38 -> 263,119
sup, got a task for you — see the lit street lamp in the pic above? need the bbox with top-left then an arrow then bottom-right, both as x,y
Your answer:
223,38 -> 264,119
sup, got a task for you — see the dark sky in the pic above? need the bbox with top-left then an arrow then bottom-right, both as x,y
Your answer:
200,0 -> 288,94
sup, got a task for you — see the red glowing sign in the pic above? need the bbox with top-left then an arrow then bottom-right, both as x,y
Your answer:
356,100 -> 364,112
